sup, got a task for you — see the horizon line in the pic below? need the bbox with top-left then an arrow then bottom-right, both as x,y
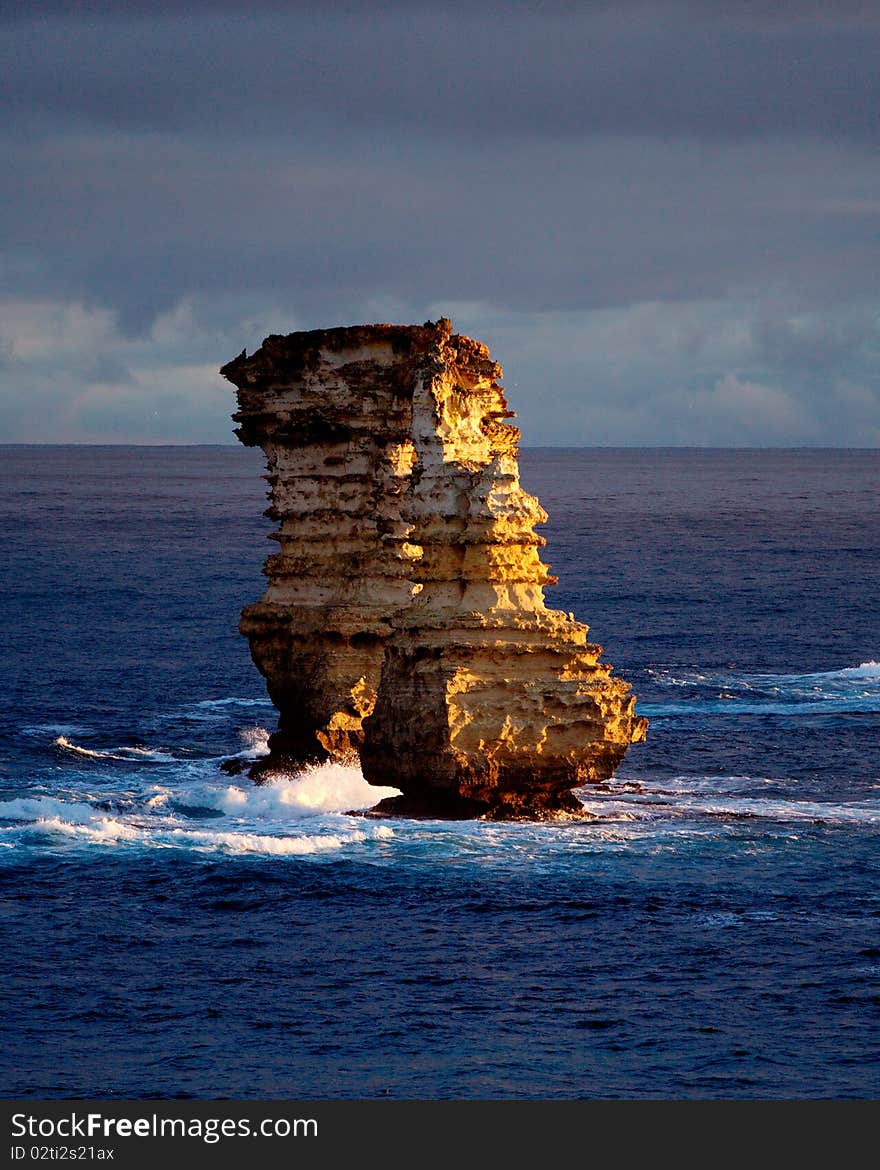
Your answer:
1,442 -> 878,453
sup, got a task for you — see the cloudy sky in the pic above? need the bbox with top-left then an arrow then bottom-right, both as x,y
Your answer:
2,1 -> 878,444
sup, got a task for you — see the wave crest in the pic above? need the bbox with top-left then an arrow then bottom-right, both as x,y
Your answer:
168,761 -> 400,819
54,736 -> 176,763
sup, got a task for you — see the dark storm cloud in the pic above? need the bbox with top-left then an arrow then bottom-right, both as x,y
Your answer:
1,2 -> 878,443
4,0 -> 879,18
751,309 -> 876,374
5,131 -> 876,335
2,5 -> 879,142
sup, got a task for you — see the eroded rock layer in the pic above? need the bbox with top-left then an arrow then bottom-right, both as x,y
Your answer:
222,318 -> 646,815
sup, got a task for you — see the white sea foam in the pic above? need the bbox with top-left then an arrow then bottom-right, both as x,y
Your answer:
22,815 -> 142,843
0,785 -> 397,856
115,746 -> 177,760
578,778 -> 880,826
172,761 -> 400,819
682,796 -> 880,824
53,737 -> 109,759
645,660 -> 880,717
239,725 -> 270,756
651,661 -> 880,686
193,698 -> 273,709
3,816 -> 392,854
166,826 -> 375,856
9,675 -> 876,862
0,795 -> 147,846
53,736 -> 177,763
0,796 -> 143,845
215,725 -> 272,763
0,796 -> 109,824
835,660 -> 880,679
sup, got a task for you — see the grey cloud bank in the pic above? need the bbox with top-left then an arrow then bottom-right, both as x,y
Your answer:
1,2 -> 878,444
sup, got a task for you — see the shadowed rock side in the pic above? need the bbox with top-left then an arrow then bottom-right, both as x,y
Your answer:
221,318 -> 646,818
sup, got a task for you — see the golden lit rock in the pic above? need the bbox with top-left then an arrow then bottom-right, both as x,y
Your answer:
221,318 -> 646,818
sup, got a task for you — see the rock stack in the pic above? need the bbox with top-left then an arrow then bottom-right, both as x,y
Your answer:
221,318 -> 646,818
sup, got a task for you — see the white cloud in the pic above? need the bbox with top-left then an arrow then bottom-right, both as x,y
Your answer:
0,298 -> 117,359
704,374 -> 810,443
0,295 -> 240,442
1,288 -> 878,445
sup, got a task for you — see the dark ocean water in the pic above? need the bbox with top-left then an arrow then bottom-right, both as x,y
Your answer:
0,445 -> 878,1099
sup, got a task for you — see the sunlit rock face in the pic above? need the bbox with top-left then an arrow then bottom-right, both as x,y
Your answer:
222,318 -> 646,817
221,323 -> 430,772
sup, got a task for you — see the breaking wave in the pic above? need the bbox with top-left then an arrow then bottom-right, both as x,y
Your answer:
577,775 -> 880,827
642,660 -> 880,717
6,678 -> 877,866
0,796 -> 128,825
0,763 -> 399,858
158,762 -> 399,819
166,825 -> 394,857
54,736 -> 178,763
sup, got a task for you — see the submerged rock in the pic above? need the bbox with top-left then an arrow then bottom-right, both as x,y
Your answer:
221,318 -> 646,819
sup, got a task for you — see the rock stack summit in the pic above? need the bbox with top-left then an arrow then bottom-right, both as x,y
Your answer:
221,318 -> 646,819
